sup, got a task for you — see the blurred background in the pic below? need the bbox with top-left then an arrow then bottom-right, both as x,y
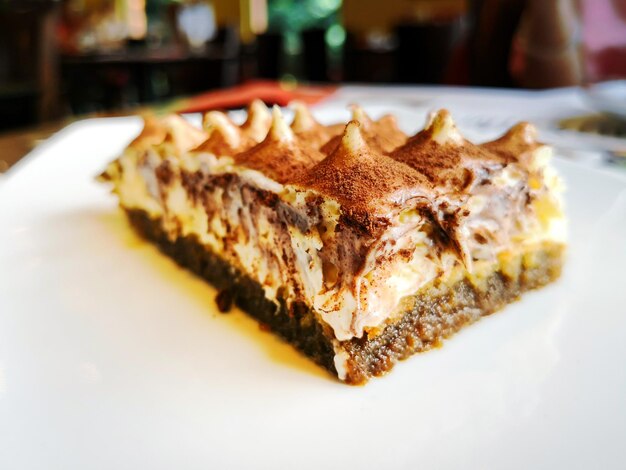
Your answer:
0,0 -> 625,133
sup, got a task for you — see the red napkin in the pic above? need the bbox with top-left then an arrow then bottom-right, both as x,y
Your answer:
176,80 -> 337,114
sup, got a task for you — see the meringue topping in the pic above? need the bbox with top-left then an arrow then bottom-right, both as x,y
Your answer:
241,99 -> 272,142
481,122 -> 542,166
194,111 -> 254,156
295,121 -> 431,231
290,101 -> 339,149
159,115 -> 208,156
128,114 -> 207,154
389,109 -> 502,190
234,106 -> 324,183
128,115 -> 168,150
320,105 -> 407,155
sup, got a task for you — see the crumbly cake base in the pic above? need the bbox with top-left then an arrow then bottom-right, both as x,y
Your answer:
126,208 -> 564,385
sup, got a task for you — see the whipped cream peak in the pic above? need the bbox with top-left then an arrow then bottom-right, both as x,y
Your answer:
349,104 -> 376,128
242,99 -> 272,142
291,101 -> 343,148
321,107 -> 407,156
233,107 -> 323,183
269,105 -> 295,142
481,122 -> 542,166
161,115 -> 208,155
426,109 -> 465,145
205,111 -> 243,148
390,109 -> 504,189
128,115 -> 168,150
350,105 -> 402,139
290,100 -> 319,133
376,113 -> 400,131
505,121 -> 538,144
342,120 -> 367,153
202,109 -> 229,131
294,121 -> 432,231
194,111 -> 252,156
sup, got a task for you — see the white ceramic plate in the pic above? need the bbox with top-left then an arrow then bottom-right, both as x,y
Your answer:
585,80 -> 626,119
1,108 -> 626,470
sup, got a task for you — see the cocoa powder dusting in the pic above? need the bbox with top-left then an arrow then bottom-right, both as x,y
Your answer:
294,122 -> 433,233
320,114 -> 407,156
480,122 -> 541,166
389,111 -> 506,189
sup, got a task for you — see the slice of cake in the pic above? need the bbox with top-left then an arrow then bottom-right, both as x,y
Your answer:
100,102 -> 566,384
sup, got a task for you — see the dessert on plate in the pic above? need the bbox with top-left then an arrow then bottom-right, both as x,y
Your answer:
100,100 -> 566,384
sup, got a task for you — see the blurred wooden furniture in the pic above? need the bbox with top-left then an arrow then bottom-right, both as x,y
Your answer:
395,17 -> 465,84
0,120 -> 67,173
341,0 -> 467,84
61,26 -> 241,114
342,32 -> 397,83
0,79 -> 336,174
0,0 -> 61,131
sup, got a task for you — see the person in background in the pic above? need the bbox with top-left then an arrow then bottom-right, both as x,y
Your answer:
511,0 -> 582,88
472,0 -> 626,89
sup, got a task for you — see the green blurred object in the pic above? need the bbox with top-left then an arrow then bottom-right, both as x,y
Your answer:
560,114 -> 626,138
268,0 -> 340,31
267,0 -> 342,81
